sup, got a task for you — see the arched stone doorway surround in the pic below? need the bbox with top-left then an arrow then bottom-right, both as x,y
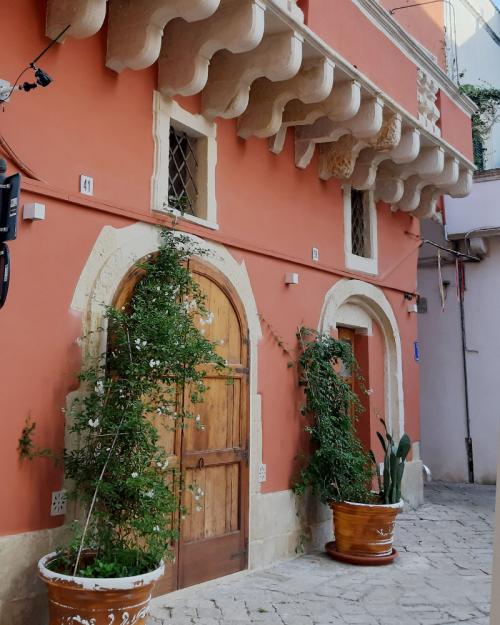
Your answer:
317,278 -> 423,507
70,222 -> 313,574
319,278 -> 404,440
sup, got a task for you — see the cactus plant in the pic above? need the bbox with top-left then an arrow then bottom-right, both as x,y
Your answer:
375,419 -> 411,504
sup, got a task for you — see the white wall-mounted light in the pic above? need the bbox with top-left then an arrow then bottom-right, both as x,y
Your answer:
285,272 -> 299,285
23,203 -> 46,221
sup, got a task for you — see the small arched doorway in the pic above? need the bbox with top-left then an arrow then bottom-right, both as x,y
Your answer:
113,257 -> 250,594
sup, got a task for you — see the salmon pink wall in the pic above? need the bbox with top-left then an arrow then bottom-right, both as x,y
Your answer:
305,0 -> 418,116
0,0 -> 457,535
440,92 -> 475,162
2,0 -> 156,213
379,0 -> 446,68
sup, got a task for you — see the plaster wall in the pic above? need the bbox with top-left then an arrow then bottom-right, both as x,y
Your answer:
448,0 -> 500,168
418,220 -> 500,484
445,177 -> 500,236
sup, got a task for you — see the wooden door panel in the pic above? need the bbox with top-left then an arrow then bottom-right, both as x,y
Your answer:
195,274 -> 242,364
181,464 -> 240,541
179,532 -> 245,589
124,259 -> 250,595
183,377 -> 243,452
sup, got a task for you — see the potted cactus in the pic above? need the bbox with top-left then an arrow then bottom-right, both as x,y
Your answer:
295,328 -> 411,565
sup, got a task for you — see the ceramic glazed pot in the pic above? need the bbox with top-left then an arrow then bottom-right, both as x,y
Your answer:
331,499 -> 404,559
38,553 -> 164,625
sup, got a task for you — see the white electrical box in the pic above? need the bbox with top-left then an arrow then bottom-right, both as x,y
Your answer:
285,272 -> 299,285
23,203 -> 46,221
80,174 -> 94,196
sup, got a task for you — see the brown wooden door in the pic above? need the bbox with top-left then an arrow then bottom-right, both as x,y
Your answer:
154,259 -> 250,594
338,327 -> 356,391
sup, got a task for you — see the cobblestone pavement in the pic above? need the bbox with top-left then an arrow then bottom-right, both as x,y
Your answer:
149,483 -> 495,625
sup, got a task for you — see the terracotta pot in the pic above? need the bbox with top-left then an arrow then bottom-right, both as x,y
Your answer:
38,553 -> 164,625
331,499 -> 403,558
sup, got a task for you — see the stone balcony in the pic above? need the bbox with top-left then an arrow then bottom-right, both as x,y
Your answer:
46,0 -> 475,220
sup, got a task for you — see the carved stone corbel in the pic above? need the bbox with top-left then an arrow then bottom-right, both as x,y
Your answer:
202,31 -> 303,119
397,156 -> 458,213
294,96 -> 384,169
375,175 -> 405,204
447,167 -> 473,198
158,0 -> 266,97
319,134 -> 364,180
413,186 -> 440,220
106,0 -> 220,72
269,80 -> 360,155
349,127 -> 420,190
46,0 -> 108,39
237,57 -> 334,139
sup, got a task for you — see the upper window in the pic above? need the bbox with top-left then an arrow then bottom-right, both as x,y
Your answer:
152,94 -> 218,229
343,186 -> 378,275
168,126 -> 199,216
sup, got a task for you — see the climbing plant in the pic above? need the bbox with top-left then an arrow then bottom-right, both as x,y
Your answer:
19,229 -> 226,578
293,328 -> 373,505
460,84 -> 500,171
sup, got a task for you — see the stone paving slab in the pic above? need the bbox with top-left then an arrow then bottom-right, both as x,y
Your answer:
149,483 -> 495,625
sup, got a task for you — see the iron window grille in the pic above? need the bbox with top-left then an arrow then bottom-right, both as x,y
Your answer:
351,189 -> 369,258
168,126 -> 199,216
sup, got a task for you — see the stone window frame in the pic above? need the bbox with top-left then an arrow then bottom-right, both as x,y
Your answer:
343,184 -> 378,275
152,93 -> 218,230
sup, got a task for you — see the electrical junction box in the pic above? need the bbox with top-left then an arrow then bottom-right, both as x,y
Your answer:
23,203 -> 46,221
285,272 -> 299,285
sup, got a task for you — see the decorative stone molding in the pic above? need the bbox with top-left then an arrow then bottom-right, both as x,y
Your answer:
448,167 -> 473,198
269,80 -> 361,155
343,187 -> 378,275
106,0 -> 221,72
295,97 -> 384,170
417,68 -> 441,137
397,158 -> 458,213
319,134 -> 360,180
46,0 -> 474,216
71,221 -> 266,574
158,0 -> 266,97
349,127 -> 420,190
373,113 -> 402,151
202,31 -> 303,119
151,94 -> 218,227
375,146 -> 444,207
46,0 -> 108,39
237,57 -> 334,139
319,279 -> 404,441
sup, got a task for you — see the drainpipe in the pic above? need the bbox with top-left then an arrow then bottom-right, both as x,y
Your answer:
456,257 -> 474,484
421,239 -> 478,483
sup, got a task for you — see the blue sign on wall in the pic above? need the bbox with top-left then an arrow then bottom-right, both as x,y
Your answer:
414,340 -> 420,362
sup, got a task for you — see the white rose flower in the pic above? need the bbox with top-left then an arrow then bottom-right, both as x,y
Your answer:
88,418 -> 99,428
131,472 -> 139,478
145,490 -> 154,498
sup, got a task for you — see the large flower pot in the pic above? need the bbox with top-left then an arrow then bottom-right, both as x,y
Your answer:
38,553 -> 165,625
327,500 -> 404,565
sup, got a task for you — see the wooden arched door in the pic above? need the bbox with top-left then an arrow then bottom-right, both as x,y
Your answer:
114,257 -> 250,594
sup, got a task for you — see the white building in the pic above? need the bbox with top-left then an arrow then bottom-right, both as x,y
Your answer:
418,0 -> 500,484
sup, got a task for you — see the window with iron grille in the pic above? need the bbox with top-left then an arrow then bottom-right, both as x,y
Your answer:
168,126 -> 199,216
351,189 -> 369,258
